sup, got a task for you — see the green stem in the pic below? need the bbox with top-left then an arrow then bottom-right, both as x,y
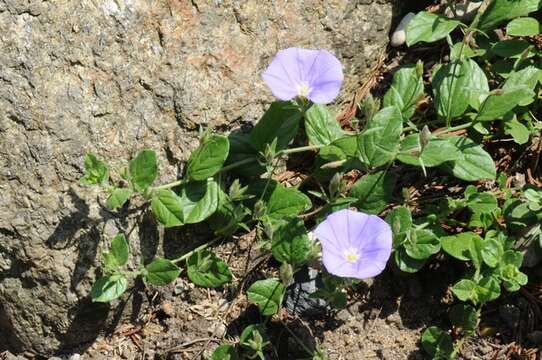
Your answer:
171,236 -> 222,264
278,144 -> 324,155
218,157 -> 255,173
434,122 -> 473,136
150,144 -> 323,192
151,179 -> 186,191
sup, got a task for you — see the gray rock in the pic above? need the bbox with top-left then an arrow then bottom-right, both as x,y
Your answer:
285,266 -> 329,317
0,0 -> 397,355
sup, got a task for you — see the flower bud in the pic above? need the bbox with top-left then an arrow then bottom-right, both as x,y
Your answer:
253,200 -> 266,219
416,60 -> 424,77
329,172 -> 343,199
279,262 -> 294,286
419,125 -> 431,152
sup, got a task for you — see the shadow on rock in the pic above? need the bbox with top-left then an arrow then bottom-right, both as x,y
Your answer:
138,210 -> 159,265
56,297 -> 110,354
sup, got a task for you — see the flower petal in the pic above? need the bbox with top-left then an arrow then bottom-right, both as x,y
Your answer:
314,209 -> 363,251
315,209 -> 392,280
262,48 -> 303,101
322,250 -> 360,278
306,50 -> 343,104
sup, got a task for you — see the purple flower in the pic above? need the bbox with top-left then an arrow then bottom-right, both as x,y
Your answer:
262,48 -> 343,104
313,209 -> 392,279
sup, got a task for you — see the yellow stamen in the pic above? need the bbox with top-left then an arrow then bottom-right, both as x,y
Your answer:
343,247 -> 360,263
297,82 -> 311,98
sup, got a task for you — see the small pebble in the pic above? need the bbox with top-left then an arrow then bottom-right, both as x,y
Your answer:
391,12 -> 415,47
161,301 -> 175,317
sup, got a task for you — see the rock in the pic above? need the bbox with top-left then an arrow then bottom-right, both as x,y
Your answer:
285,266 -> 329,317
0,0 -> 397,356
444,1 -> 482,22
391,12 -> 415,47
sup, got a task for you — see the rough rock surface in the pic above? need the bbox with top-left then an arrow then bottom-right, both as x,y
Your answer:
0,0 -> 397,355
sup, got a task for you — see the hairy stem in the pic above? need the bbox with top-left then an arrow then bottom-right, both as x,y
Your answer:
434,121 -> 474,136
171,236 -> 222,264
150,144 -> 323,192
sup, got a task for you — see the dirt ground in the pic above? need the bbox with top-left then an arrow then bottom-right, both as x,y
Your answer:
28,234 -> 536,360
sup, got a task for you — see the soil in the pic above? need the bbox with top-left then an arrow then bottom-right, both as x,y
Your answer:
14,237 -> 536,360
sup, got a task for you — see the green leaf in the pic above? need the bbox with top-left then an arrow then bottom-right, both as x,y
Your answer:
225,131 -> 265,177
406,11 -> 460,46
209,345 -> 240,360
248,180 -> 311,219
504,117 -> 530,144
466,192 -> 498,214
502,250 -> 523,267
452,279 -> 477,302
310,274 -> 348,309
271,217 -> 311,266
441,232 -> 482,261
404,229 -> 441,260
503,66 -> 541,106
144,258 -> 181,286
476,86 -> 534,121
247,278 -> 285,316
394,247 -> 427,273
479,0 -> 542,31
441,136 -> 496,181
449,304 -> 478,335
476,276 -> 501,303
481,239 -> 504,268
129,149 -> 158,193
304,104 -> 347,146
432,60 -> 471,121
504,199 -> 541,229
179,178 -> 220,224
105,188 -> 133,210
80,153 -> 108,186
109,233 -> 129,267
492,39 -> 532,58
187,250 -> 232,288
383,65 -> 425,120
91,275 -> 128,303
187,135 -> 229,181
421,326 -> 454,359
250,101 -> 303,151
398,134 -> 462,167
208,200 -> 249,237
466,59 -> 490,111
314,136 -> 362,180
349,170 -> 397,214
357,106 -> 403,168
386,206 -> 412,247
151,189 -> 184,227
507,17 -> 541,36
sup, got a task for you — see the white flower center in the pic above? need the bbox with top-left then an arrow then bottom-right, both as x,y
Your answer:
296,82 -> 311,98
343,247 -> 360,263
